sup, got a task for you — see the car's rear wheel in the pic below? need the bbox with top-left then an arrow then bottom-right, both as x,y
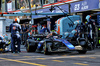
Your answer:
43,42 -> 49,55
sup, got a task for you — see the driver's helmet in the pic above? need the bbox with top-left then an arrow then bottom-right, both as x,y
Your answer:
37,38 -> 40,41
51,30 -> 55,32
51,30 -> 58,34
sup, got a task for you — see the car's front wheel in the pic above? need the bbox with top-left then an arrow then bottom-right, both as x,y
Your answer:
26,41 -> 37,52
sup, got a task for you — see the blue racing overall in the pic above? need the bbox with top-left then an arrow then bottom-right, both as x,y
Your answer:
9,22 -> 21,53
86,19 -> 95,49
39,27 -> 50,34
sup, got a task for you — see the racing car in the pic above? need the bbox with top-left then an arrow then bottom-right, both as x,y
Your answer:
36,34 -> 92,55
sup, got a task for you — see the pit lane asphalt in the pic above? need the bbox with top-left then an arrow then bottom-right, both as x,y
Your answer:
0,45 -> 100,66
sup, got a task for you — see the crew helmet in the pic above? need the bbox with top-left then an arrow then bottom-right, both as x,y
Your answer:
3,34 -> 8,40
86,15 -> 91,21
74,20 -> 81,25
15,18 -> 20,23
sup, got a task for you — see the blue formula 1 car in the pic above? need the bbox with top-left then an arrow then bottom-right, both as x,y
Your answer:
26,34 -> 92,55
36,35 -> 92,55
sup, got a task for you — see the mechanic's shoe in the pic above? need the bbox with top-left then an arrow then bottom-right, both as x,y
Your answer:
17,51 -> 20,53
13,52 -> 15,54
36,49 -> 41,53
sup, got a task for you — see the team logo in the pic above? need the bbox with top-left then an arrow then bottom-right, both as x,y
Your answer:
13,26 -> 16,30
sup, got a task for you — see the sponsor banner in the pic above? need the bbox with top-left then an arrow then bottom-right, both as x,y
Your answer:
7,2 -> 13,11
71,0 -> 99,13
32,4 -> 69,19
43,0 -> 80,7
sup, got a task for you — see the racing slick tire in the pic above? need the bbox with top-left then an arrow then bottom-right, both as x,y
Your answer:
43,42 -> 49,55
26,41 -> 37,52
78,50 -> 87,54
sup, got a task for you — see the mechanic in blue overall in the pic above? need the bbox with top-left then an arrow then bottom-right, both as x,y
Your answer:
71,20 -> 82,41
39,25 -> 50,34
9,18 -> 21,53
8,21 -> 15,52
80,22 -> 86,38
86,15 -> 96,49
22,23 -> 29,45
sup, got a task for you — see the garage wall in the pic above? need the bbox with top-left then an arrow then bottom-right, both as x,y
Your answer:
3,19 -> 13,40
0,20 -> 3,36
